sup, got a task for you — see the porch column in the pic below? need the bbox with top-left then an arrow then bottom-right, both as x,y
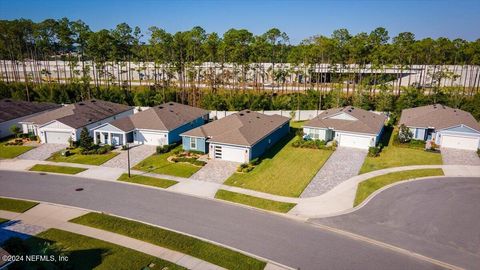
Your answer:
122,133 -> 126,145
108,132 -> 112,145
93,131 -> 97,144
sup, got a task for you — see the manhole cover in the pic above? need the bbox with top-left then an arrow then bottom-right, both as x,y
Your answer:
75,188 -> 84,191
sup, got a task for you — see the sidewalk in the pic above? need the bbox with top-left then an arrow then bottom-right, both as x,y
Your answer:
0,203 -> 225,270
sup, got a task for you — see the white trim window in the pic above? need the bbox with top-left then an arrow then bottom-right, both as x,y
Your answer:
190,137 -> 197,149
309,128 -> 320,140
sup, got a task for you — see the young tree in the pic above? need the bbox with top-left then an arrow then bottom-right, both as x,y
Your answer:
398,124 -> 413,143
79,127 -> 93,149
9,124 -> 21,138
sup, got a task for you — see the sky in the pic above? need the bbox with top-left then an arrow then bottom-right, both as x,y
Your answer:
1,0 -> 479,44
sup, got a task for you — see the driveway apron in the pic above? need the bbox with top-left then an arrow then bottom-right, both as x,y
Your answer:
300,147 -> 367,198
441,148 -> 480,165
102,144 -> 156,169
189,160 -> 239,183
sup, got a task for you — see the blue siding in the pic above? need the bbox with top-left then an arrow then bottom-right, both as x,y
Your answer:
250,122 -> 290,160
375,125 -> 385,146
182,136 -> 206,152
168,116 -> 207,144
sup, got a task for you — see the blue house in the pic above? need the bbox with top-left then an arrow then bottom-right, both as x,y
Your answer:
181,110 -> 290,163
92,102 -> 209,146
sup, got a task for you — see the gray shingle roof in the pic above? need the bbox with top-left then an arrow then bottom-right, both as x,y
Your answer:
108,102 -> 209,132
304,106 -> 386,135
182,110 -> 290,146
0,99 -> 61,123
399,104 -> 480,132
24,99 -> 132,129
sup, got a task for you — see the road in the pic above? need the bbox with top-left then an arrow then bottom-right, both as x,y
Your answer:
313,177 -> 480,270
0,171 -> 445,270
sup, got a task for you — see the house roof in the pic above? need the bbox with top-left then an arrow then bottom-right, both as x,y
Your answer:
24,99 -> 132,129
305,106 -> 387,135
182,110 -> 290,147
0,99 -> 61,123
399,104 -> 480,132
108,102 -> 210,132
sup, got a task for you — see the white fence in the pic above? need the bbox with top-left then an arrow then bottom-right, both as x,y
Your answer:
209,110 -> 322,121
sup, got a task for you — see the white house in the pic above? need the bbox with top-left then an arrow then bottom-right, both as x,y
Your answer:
303,106 -> 387,149
399,104 -> 480,151
0,99 -> 60,138
20,99 -> 134,144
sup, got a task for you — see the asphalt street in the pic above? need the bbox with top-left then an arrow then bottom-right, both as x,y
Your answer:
0,171 -> 447,270
314,177 -> 480,270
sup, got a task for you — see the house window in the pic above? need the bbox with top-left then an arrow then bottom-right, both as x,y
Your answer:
190,138 -> 197,149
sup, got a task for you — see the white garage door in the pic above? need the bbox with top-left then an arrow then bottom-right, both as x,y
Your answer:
441,135 -> 479,151
214,145 -> 247,163
45,131 -> 70,144
135,131 -> 167,146
338,133 -> 372,149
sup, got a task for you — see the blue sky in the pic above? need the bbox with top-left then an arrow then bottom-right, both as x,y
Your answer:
1,0 -> 479,44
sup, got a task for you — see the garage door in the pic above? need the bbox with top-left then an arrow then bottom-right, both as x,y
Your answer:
135,131 -> 167,146
45,131 -> 70,144
338,133 -> 372,149
441,135 -> 479,151
213,145 -> 247,163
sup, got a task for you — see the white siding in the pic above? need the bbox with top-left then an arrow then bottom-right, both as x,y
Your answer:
336,132 -> 375,149
134,130 -> 168,146
209,143 -> 248,163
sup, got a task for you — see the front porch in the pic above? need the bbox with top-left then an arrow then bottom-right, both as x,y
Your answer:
93,130 -> 133,146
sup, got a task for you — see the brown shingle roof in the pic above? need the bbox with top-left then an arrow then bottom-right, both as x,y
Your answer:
0,99 -> 61,123
108,102 -> 209,132
182,110 -> 290,146
399,104 -> 480,132
305,106 -> 386,135
24,99 -> 132,129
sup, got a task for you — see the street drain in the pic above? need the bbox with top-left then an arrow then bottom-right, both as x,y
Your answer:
75,188 -> 84,191
39,173 -> 46,175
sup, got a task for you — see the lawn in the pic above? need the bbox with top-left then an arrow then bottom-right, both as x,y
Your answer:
71,213 -> 266,270
7,229 -> 185,270
133,146 -> 201,178
0,197 -> 38,212
0,218 -> 8,224
224,123 -> 333,197
215,189 -> 296,213
47,148 -> 119,165
354,168 -> 444,206
0,141 -> 35,159
117,173 -> 178,188
360,126 -> 443,174
29,164 -> 87,174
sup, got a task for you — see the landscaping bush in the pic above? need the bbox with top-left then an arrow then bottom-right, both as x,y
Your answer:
250,158 -> 260,166
292,138 -> 329,150
79,127 -> 94,150
397,124 -> 413,143
295,129 -> 304,137
409,139 -> 426,149
368,145 -> 382,157
171,156 -> 206,166
62,150 -> 71,157
80,144 -> 113,155
156,144 -> 176,154
28,134 -> 38,141
237,162 -> 255,173
477,149 -> 480,158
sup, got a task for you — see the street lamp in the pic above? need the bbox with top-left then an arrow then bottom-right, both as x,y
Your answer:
127,143 -> 131,177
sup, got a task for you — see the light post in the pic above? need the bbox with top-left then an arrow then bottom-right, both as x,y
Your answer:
127,143 -> 131,177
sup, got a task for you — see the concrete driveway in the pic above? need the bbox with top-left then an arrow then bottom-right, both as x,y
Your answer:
189,160 -> 239,183
301,147 -> 367,198
441,148 -> 480,165
313,177 -> 480,270
17,143 -> 66,161
102,144 -> 156,169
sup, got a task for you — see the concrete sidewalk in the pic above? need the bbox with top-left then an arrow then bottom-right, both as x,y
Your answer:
0,204 -> 226,270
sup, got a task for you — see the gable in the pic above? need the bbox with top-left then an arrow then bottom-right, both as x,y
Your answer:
325,112 -> 358,121
94,123 -> 128,133
441,125 -> 480,134
39,120 -> 74,130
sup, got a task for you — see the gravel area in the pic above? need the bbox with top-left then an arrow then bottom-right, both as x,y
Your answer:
301,147 -> 367,198
102,144 -> 156,169
17,143 -> 65,161
441,148 -> 480,165
189,160 -> 239,183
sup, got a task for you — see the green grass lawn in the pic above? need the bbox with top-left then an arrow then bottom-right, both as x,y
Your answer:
215,189 -> 296,213
0,197 -> 38,212
354,168 -> 444,206
29,164 -> 87,174
360,127 -> 443,174
47,148 -> 119,165
0,142 -> 35,159
224,129 -> 332,197
11,229 -> 185,270
133,146 -> 201,178
0,218 -> 8,224
117,173 -> 178,188
71,213 -> 266,270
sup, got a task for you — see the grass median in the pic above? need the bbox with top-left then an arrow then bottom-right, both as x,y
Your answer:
0,142 -> 35,159
48,148 -> 119,165
0,197 -> 38,212
29,164 -> 87,174
6,228 -> 185,270
117,173 -> 178,188
215,189 -> 296,213
71,213 -> 266,270
354,168 -> 444,206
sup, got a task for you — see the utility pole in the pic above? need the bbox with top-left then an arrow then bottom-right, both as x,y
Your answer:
127,143 -> 131,177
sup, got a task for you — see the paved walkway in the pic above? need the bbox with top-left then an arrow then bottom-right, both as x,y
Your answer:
190,160 -> 239,183
102,144 -> 156,169
441,148 -> 480,165
17,143 -> 65,160
300,147 -> 367,198
0,204 -> 225,270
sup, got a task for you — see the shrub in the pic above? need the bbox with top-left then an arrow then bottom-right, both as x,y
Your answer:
409,139 -> 426,149
397,124 -> 413,143
28,134 -> 38,141
250,158 -> 260,166
171,156 -> 206,166
9,125 -> 21,138
121,145 -> 129,150
62,150 -> 71,157
477,149 -> 480,158
292,138 -> 329,150
368,145 -> 382,157
79,127 -> 93,150
156,144 -> 176,154
295,129 -> 304,137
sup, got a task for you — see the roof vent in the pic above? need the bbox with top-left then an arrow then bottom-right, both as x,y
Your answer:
351,107 -> 355,109
91,100 -> 96,103
4,99 -> 11,103
159,106 -> 164,109
246,110 -> 251,113
79,102 -> 85,106
239,113 -> 244,116
348,109 -> 352,112
169,103 -> 174,105
256,116 -> 260,119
